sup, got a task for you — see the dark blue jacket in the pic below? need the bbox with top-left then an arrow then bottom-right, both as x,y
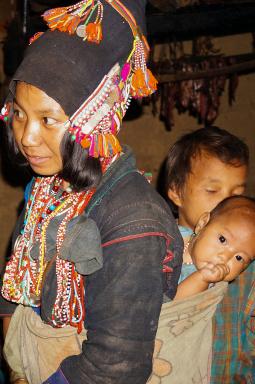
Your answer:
0,147 -> 183,383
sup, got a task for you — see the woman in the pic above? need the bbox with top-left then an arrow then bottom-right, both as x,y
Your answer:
0,1 -> 183,383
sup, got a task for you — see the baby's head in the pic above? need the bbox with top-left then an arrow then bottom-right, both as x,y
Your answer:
190,196 -> 255,281
165,126 -> 249,229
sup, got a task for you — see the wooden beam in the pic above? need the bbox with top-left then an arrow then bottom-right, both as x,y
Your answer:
146,3 -> 255,42
157,58 -> 255,83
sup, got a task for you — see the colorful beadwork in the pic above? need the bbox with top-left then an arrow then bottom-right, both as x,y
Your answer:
2,176 -> 95,333
0,104 -> 10,123
66,63 -> 125,157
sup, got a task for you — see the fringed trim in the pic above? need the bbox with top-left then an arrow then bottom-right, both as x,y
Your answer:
79,132 -> 122,158
67,63 -> 124,158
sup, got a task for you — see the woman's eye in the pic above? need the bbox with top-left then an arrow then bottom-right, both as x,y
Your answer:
43,117 -> 58,126
235,255 -> 244,263
219,235 -> 226,244
13,109 -> 24,120
206,189 -> 218,194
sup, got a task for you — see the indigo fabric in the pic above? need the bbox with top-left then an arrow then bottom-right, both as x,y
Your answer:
0,147 -> 183,383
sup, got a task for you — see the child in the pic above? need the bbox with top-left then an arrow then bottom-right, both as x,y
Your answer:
175,195 -> 255,300
164,126 -> 254,383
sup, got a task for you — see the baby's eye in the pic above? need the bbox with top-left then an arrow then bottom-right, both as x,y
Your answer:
219,235 -> 226,244
235,255 -> 244,263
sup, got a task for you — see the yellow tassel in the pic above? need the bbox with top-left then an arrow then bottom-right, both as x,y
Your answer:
108,134 -> 122,155
43,7 -> 69,30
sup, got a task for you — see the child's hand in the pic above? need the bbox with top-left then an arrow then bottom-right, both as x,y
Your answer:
198,262 -> 230,283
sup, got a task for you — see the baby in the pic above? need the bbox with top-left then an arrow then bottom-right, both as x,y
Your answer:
175,195 -> 255,299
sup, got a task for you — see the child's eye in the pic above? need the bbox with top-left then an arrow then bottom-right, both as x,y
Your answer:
219,235 -> 226,244
235,255 -> 244,263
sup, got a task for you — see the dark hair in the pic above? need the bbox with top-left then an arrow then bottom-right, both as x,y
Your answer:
165,126 -> 249,196
4,119 -> 102,192
59,132 -> 102,191
210,195 -> 255,220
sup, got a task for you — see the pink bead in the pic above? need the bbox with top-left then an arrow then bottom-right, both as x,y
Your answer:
121,63 -> 131,81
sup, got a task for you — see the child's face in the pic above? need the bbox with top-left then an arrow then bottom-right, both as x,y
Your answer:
190,210 -> 255,281
168,150 -> 247,229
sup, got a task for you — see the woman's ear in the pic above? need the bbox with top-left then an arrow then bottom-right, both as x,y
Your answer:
195,212 -> 210,234
167,186 -> 182,207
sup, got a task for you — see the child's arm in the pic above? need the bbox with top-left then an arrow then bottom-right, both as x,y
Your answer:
174,262 -> 230,300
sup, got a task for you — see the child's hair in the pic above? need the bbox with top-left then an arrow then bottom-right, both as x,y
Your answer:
165,126 -> 249,196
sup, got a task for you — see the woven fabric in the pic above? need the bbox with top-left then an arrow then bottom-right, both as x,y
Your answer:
211,261 -> 255,383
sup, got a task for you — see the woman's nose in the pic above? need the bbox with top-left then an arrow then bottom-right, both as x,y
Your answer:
21,121 -> 42,147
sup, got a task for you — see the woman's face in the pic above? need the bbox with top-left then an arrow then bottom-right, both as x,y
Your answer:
12,82 -> 69,176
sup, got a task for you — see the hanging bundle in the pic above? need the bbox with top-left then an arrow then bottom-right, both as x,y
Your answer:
130,38 -> 158,98
43,0 -> 104,43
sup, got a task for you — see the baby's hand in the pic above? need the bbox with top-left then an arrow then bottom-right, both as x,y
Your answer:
198,262 -> 230,283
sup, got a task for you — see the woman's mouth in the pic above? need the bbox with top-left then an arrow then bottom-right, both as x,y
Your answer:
26,155 -> 50,166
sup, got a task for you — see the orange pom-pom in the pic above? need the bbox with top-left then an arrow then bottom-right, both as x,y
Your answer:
147,69 -> 158,93
81,137 -> 90,148
131,68 -> 158,98
86,23 -> 102,44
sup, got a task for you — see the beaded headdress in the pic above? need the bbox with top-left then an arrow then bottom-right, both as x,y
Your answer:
2,0 -> 157,158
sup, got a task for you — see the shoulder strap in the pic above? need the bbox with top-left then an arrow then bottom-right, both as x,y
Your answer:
86,169 -> 138,216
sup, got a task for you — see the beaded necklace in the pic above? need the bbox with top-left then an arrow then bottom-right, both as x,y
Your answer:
178,225 -> 195,265
2,175 -> 95,333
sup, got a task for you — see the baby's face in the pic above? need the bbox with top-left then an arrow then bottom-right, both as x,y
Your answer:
190,210 -> 255,281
